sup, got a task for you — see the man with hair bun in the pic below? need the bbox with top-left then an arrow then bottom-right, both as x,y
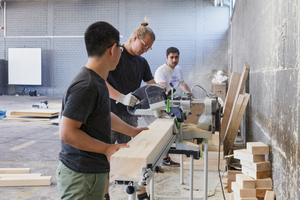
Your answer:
105,20 -> 156,200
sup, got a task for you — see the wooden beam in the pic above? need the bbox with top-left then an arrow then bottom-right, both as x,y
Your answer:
110,118 -> 174,175
10,109 -> 60,117
0,176 -> 52,186
234,149 -> 265,163
231,181 -> 256,198
247,142 -> 269,155
242,166 -> 271,180
233,193 -> 258,200
224,93 -> 250,155
228,170 -> 243,180
256,188 -> 273,199
255,178 -> 273,188
0,173 -> 41,177
222,63 -> 250,142
264,191 -> 275,200
236,174 -> 255,188
0,168 -> 30,174
241,160 -> 271,172
220,72 -> 241,141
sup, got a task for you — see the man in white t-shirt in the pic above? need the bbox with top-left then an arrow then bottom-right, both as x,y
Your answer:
154,47 -> 195,167
155,47 -> 195,98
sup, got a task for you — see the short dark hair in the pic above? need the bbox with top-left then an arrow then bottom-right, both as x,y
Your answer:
84,21 -> 120,57
166,47 -> 180,57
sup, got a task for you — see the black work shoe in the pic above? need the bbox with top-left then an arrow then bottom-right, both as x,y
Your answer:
137,192 -> 150,200
162,157 -> 180,167
104,193 -> 110,200
155,165 -> 164,173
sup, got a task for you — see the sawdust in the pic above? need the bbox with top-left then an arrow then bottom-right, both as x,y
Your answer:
182,123 -> 205,131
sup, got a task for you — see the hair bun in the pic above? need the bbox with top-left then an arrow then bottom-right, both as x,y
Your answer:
140,22 -> 148,27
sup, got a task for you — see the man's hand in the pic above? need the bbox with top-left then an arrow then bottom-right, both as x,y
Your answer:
105,143 -> 129,162
117,93 -> 138,107
131,127 -> 149,138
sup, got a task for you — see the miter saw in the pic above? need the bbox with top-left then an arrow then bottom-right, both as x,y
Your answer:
116,84 -> 219,200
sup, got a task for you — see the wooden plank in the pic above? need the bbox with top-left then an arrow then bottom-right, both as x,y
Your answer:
234,193 -> 258,200
0,168 -> 30,174
228,170 -> 243,180
0,176 -> 52,186
255,178 -> 273,188
264,191 -> 275,200
10,109 -> 60,117
231,182 -> 256,198
223,94 -> 244,154
220,72 -> 241,141
0,173 -> 41,177
256,188 -> 272,199
236,174 -> 255,188
241,160 -> 271,172
234,149 -> 265,163
110,118 -> 174,175
247,142 -> 269,155
3,117 -> 50,122
222,63 -> 250,142
224,93 -> 250,155
242,166 -> 271,180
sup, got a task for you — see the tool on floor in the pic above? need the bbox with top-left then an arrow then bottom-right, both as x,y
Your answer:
115,84 -> 220,200
32,100 -> 48,109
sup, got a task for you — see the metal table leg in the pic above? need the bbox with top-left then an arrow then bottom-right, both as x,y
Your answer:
180,154 -> 184,184
190,154 -> 194,200
150,176 -> 154,200
203,138 -> 208,200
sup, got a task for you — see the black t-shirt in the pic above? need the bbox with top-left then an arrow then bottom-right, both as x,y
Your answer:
59,67 -> 111,173
107,47 -> 154,116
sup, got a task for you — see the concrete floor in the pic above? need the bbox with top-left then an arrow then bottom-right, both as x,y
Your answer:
0,95 -> 231,200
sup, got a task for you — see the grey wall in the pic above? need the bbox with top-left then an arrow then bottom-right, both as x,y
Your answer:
0,0 -> 229,97
230,0 -> 300,199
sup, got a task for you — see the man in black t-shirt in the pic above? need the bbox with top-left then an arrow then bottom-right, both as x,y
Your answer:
105,21 -> 156,200
56,21 -> 148,200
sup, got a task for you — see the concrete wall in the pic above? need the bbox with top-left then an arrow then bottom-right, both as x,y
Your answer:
230,0 -> 300,199
0,0 -> 229,97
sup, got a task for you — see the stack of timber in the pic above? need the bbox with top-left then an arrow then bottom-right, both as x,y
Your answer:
4,108 -> 61,122
221,63 -> 250,156
183,130 -> 227,171
0,168 -> 52,186
232,142 -> 275,200
225,170 -> 242,192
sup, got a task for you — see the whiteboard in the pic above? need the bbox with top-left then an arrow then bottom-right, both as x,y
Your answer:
8,48 -> 42,85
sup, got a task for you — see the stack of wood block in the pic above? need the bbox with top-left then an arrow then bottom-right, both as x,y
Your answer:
231,142 -> 275,200
183,131 -> 227,171
225,170 -> 242,192
0,168 -> 52,186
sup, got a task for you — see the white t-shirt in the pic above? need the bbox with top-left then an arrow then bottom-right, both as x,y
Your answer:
154,63 -> 184,92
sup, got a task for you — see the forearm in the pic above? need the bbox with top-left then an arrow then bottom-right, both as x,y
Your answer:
111,112 -> 135,137
106,81 -> 121,101
180,82 -> 192,93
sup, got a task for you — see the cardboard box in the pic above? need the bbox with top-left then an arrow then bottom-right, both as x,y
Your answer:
212,83 -> 226,102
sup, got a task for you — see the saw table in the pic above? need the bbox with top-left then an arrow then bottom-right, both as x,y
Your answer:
110,84 -> 219,200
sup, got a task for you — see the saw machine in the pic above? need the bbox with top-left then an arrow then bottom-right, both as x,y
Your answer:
113,84 -> 219,200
